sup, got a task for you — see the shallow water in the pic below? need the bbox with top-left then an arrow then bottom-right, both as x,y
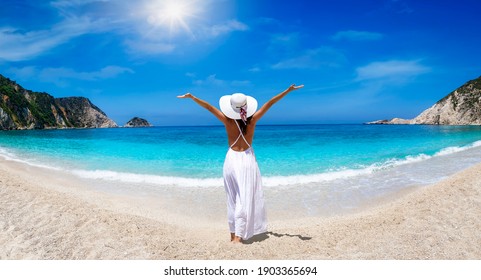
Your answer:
2,125 -> 481,217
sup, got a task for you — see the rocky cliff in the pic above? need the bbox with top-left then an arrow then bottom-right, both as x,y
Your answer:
0,74 -> 117,130
124,117 -> 152,127
368,75 -> 481,125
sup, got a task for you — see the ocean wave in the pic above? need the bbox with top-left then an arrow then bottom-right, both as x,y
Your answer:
70,169 -> 224,188
434,140 -> 481,156
70,139 -> 481,187
0,147 -> 62,171
262,153 -> 433,186
2,140 -> 481,188
260,139 -> 476,185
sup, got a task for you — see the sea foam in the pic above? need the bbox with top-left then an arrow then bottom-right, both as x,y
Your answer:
2,139 -> 481,188
67,140 -> 481,187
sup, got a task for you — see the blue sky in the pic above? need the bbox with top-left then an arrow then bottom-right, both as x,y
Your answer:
1,0 -> 481,126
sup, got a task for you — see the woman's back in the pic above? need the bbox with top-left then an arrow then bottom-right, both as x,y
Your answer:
225,119 -> 256,151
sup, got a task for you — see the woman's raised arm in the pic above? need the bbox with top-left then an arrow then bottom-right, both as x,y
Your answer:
177,93 -> 228,124
251,84 -> 304,123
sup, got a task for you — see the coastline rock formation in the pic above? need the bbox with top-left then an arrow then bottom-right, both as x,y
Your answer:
368,75 -> 481,125
124,117 -> 152,127
0,74 -> 117,130
366,118 -> 412,125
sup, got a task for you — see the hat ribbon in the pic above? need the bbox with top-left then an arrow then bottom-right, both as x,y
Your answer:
239,105 -> 247,124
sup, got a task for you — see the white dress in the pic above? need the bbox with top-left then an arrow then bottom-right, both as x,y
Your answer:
223,121 -> 267,240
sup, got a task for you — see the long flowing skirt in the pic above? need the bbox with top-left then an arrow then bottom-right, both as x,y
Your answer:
223,147 -> 267,240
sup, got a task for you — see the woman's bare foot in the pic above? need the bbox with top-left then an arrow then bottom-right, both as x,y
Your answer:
230,233 -> 235,241
232,236 -> 242,243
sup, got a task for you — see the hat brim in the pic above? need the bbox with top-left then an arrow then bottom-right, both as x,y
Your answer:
219,95 -> 258,120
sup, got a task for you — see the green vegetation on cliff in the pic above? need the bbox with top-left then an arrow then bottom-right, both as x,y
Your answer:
0,74 -> 117,130
370,75 -> 481,125
439,76 -> 481,110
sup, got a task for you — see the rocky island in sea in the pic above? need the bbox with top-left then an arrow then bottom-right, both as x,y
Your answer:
0,74 -> 117,130
124,117 -> 153,128
368,75 -> 481,125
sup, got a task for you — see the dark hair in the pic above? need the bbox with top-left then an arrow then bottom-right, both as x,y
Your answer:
236,116 -> 252,134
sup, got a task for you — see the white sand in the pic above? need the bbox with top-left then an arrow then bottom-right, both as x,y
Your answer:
1,157 -> 481,259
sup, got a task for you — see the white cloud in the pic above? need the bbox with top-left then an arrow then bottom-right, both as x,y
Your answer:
0,28 -> 66,61
7,65 -> 134,86
125,18 -> 248,56
51,0 -> 110,8
271,47 -> 347,70
85,65 -> 134,79
0,1 -> 249,61
192,74 -> 251,87
193,74 -> 225,86
355,60 -> 430,82
44,66 -> 133,81
331,30 -> 384,41
5,66 -> 37,80
0,16 -> 108,61
267,33 -> 300,53
203,20 -> 248,37
271,33 -> 299,43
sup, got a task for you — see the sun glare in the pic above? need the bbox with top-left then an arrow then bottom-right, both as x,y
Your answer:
147,0 -> 197,36
165,3 -> 185,20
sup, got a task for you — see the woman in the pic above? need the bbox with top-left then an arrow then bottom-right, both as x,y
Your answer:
177,84 -> 304,243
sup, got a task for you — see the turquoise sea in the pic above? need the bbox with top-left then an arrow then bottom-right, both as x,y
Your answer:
2,124 -> 481,216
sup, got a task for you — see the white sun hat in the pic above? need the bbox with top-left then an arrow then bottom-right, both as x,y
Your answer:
219,93 -> 258,120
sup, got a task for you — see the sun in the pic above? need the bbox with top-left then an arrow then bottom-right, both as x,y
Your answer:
164,2 -> 185,21
148,0 -> 196,36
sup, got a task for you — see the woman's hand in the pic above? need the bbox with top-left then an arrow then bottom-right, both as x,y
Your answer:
177,93 -> 194,99
288,84 -> 304,91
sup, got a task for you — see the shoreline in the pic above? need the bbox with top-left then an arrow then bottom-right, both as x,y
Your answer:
1,156 -> 481,259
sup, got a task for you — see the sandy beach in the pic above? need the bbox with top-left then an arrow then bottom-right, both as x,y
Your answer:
1,156 -> 481,260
